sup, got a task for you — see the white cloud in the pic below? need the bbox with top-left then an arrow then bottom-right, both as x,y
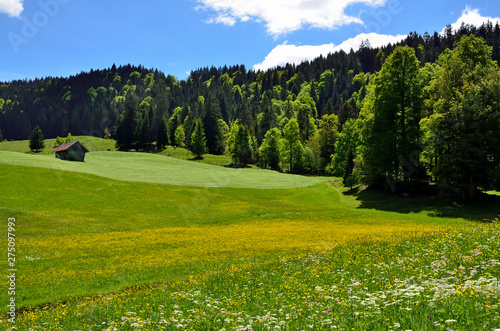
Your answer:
253,33 -> 405,71
445,6 -> 500,33
0,0 -> 23,17
207,14 -> 237,26
254,6 -> 500,72
197,0 -> 387,36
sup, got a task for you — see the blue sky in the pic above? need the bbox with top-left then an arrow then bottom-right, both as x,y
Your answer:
1,0 -> 499,82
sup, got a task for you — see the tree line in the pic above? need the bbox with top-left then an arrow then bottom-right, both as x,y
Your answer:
1,23 -> 500,199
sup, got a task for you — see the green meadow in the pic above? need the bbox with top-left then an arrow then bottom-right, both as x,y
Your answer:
0,150 -> 318,188
0,136 -> 117,154
0,138 -> 499,330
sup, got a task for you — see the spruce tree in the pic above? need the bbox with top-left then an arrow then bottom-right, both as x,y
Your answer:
190,119 -> 207,158
156,116 -> 169,150
235,124 -> 252,167
115,92 -> 139,151
29,126 -> 45,152
203,94 -> 224,154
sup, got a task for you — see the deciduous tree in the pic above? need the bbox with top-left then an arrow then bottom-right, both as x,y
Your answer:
227,120 -> 253,166
422,35 -> 500,198
359,46 -> 423,186
281,118 -> 303,173
259,128 -> 282,171
174,125 -> 186,148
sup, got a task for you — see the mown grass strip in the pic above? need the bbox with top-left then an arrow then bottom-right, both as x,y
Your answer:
0,151 -> 319,188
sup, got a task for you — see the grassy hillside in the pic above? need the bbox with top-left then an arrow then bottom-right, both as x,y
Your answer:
0,150 -> 498,329
159,145 -> 237,167
0,159 -> 481,309
0,137 -> 237,167
0,136 -> 116,154
0,150 -> 318,188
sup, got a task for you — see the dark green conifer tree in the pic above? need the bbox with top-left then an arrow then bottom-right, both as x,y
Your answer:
29,125 -> 45,152
190,119 -> 208,158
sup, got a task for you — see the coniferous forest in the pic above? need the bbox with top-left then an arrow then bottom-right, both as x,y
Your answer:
1,23 -> 500,199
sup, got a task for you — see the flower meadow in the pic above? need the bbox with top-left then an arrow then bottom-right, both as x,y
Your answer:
8,220 -> 499,331
8,217 -> 444,311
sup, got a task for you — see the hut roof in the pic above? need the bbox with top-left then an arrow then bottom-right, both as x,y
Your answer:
51,141 -> 89,153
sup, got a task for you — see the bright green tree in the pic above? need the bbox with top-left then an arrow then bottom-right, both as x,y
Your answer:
294,83 -> 318,142
318,114 -> 340,162
303,146 -> 320,174
227,120 -> 253,167
280,118 -> 304,173
190,119 -> 208,158
331,119 -> 358,178
137,96 -> 155,149
422,35 -> 500,199
55,136 -> 65,147
359,46 -> 423,186
259,128 -> 282,171
174,125 -> 186,148
168,107 -> 183,145
29,125 -> 45,152
217,119 -> 230,153
103,127 -> 112,139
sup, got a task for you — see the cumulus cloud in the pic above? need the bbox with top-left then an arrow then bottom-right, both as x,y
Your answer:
0,0 -> 23,17
253,33 -> 405,71
206,14 -> 237,26
197,0 -> 387,36
254,6 -> 500,72
445,6 -> 500,33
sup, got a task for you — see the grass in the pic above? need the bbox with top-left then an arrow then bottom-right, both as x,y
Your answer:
0,136 -> 235,167
12,222 -> 500,330
159,145 -> 237,167
351,183 -> 500,221
0,144 -> 498,330
0,161 -> 473,310
0,136 -> 116,154
0,150 -> 319,189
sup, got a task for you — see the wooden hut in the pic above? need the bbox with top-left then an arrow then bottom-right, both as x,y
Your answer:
52,141 -> 89,162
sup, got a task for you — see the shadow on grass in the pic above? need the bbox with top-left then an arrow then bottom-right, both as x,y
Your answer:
223,163 -> 253,169
350,186 -> 500,222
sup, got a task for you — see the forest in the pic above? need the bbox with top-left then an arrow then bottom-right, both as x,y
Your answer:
1,22 -> 500,199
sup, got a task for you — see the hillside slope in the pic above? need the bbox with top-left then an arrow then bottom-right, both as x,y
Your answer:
0,150 -> 319,189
